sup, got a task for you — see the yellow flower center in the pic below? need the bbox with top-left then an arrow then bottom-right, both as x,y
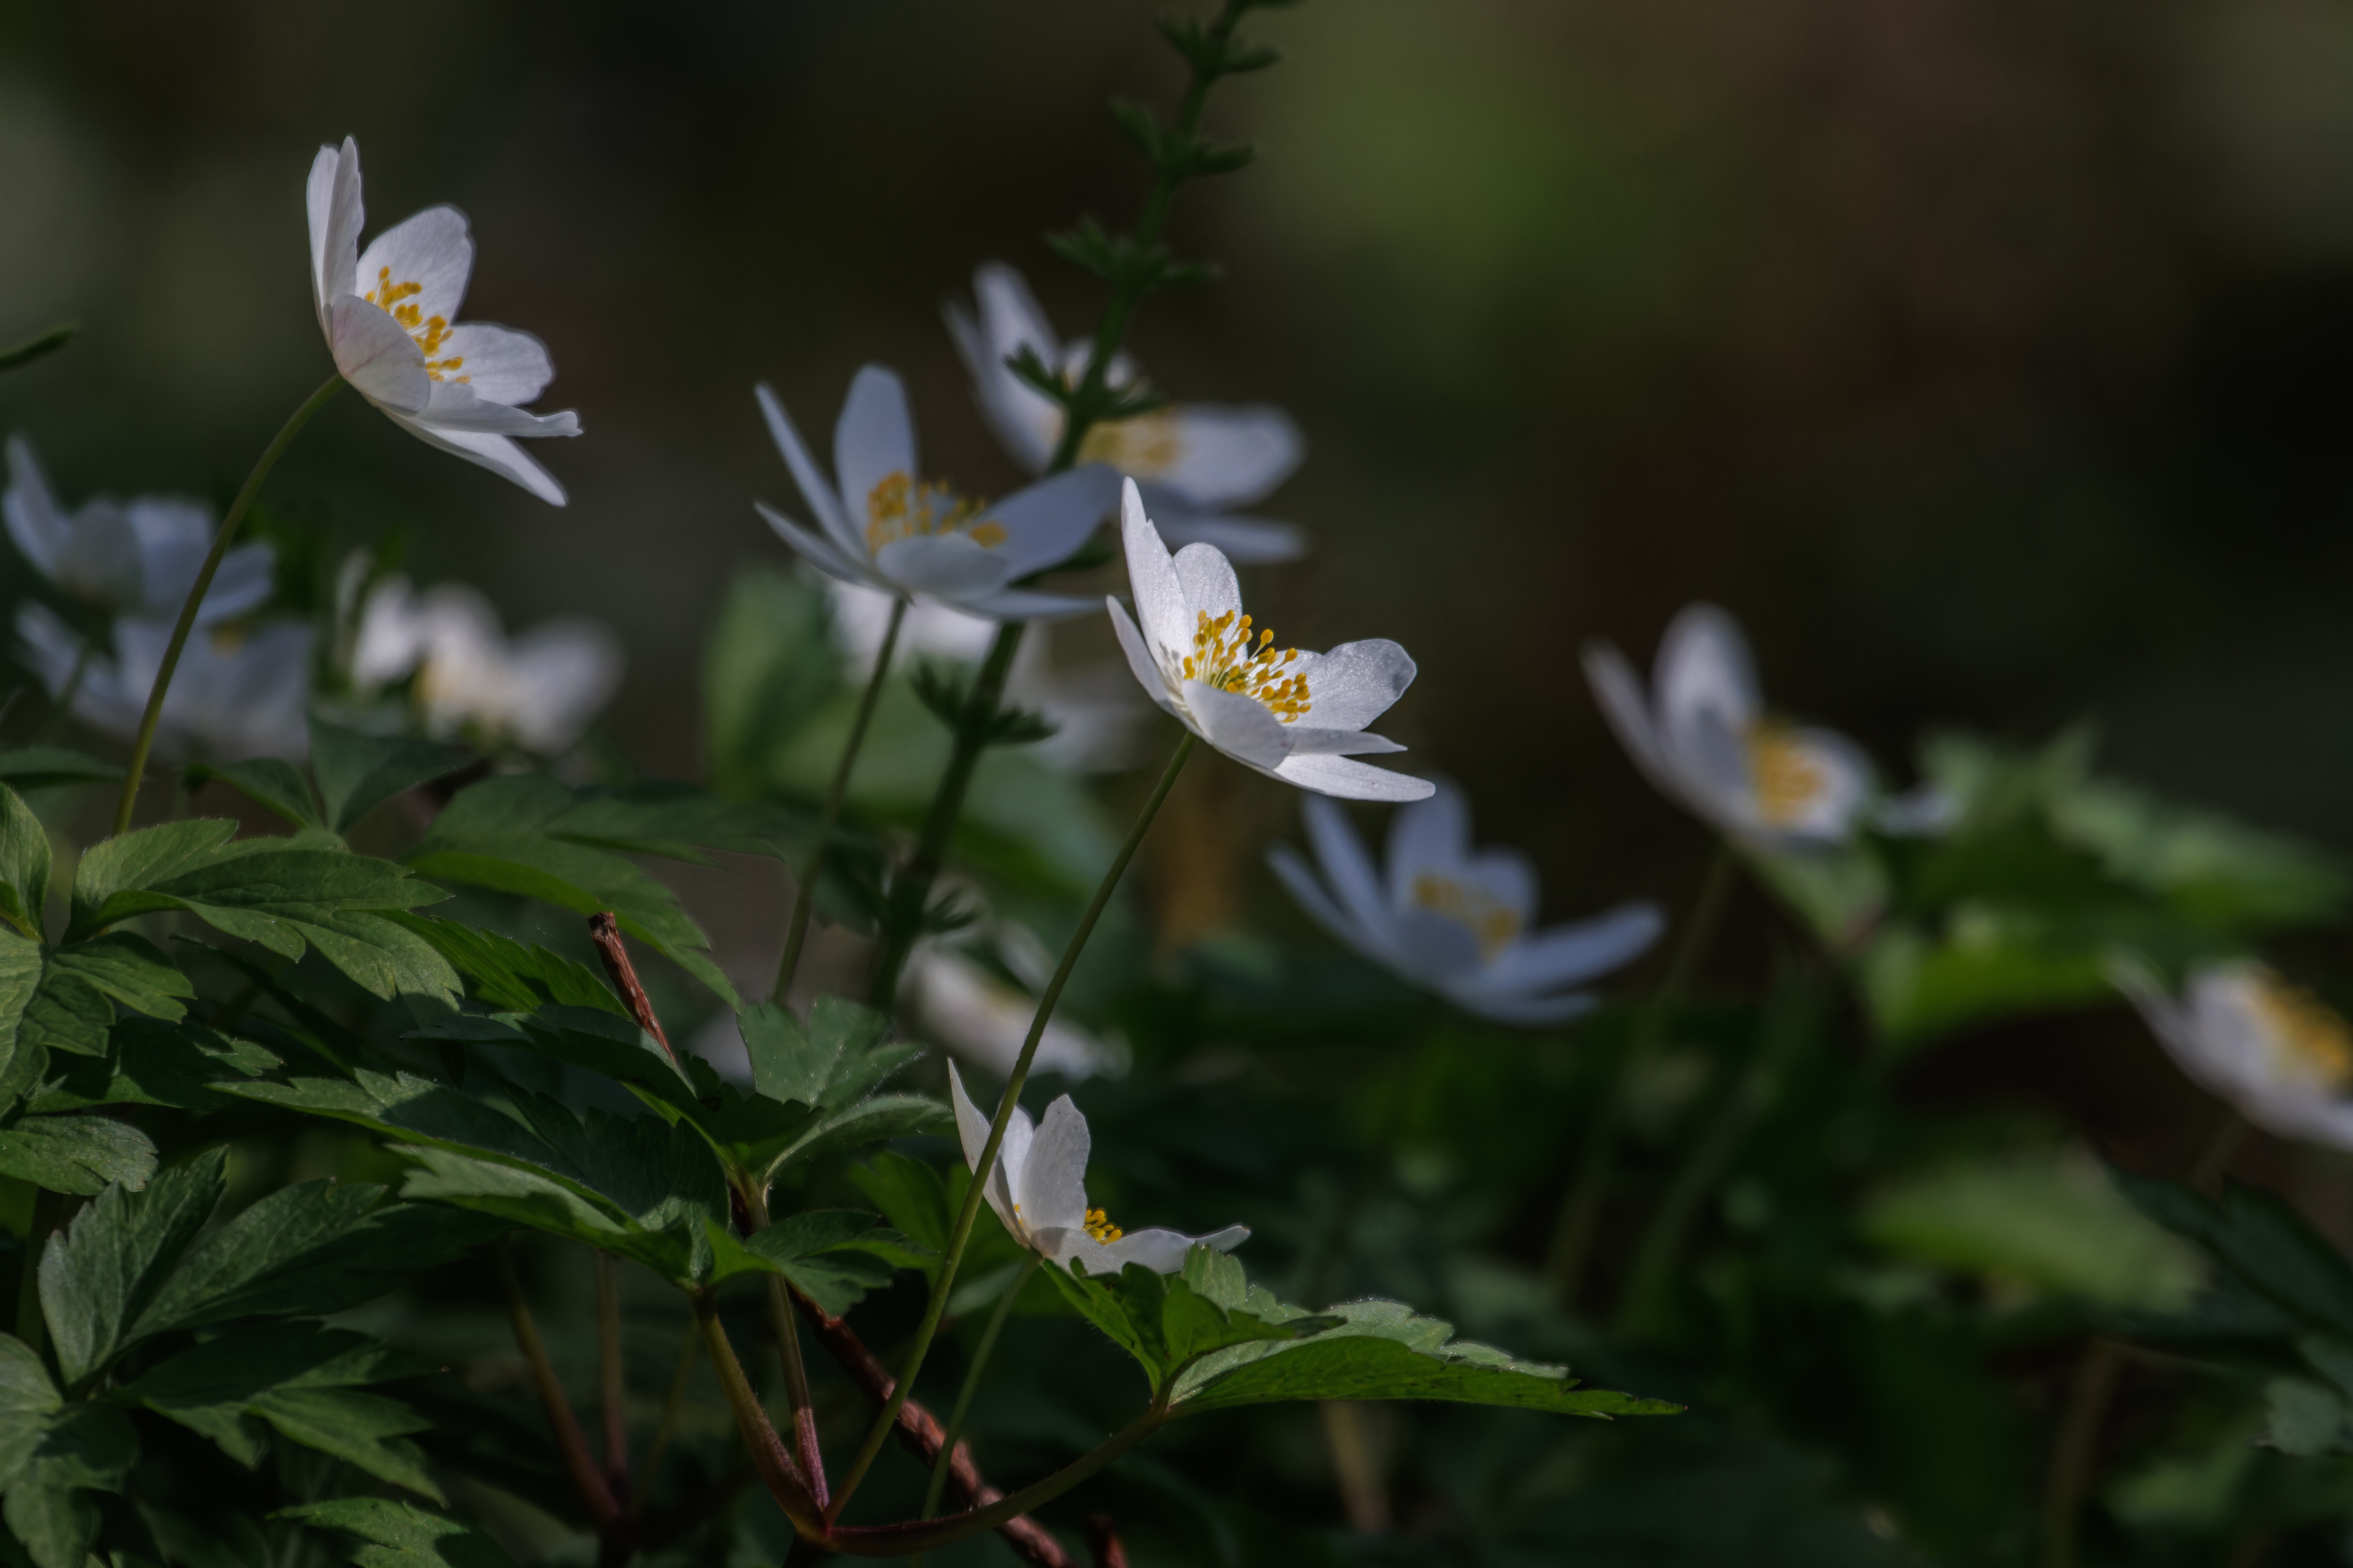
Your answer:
2249,975 -> 2353,1091
1746,722 -> 1826,827
1179,610 -> 1310,723
1411,872 -> 1522,960
863,472 -> 1003,556
1076,411 -> 1184,477
366,267 -> 468,383
1083,1206 -> 1124,1244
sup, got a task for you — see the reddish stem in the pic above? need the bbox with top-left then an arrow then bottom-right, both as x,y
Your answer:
590,911 -> 680,1066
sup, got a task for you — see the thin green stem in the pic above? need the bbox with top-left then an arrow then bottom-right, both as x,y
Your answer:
776,596 -> 907,1003
112,373 -> 342,836
495,1239 -> 623,1532
832,733 -> 1196,1521
916,1257 -> 1041,1546
694,1292 -> 824,1534
13,1186 -> 60,1354
1612,976 -> 1823,1337
742,1185 -> 828,1510
1543,840 -> 1737,1309
629,1319 -> 700,1516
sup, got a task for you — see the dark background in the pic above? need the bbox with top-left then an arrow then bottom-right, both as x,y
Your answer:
3,0 -> 2350,1004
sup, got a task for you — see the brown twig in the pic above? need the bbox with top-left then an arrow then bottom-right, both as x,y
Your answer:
789,1284 -> 1078,1567
590,911 -> 680,1066
1085,1516 -> 1129,1568
495,1240 -> 625,1534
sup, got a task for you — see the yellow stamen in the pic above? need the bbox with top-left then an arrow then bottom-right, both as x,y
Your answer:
862,470 -> 1002,556
1076,411 -> 1184,476
366,266 -> 469,382
1411,872 -> 1521,961
1178,609 -> 1310,723
1083,1206 -> 1124,1244
1746,722 -> 1825,827
2249,974 -> 2353,1091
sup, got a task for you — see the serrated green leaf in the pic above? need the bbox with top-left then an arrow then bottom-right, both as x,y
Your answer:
850,1149 -> 953,1255
184,758 -> 323,832
309,716 -> 475,835
278,1498 -> 520,1568
51,933 -> 194,1022
0,784 -> 50,940
0,928 -> 50,1111
1171,1322 -> 1679,1417
378,916 -> 625,1016
1,1402 -> 134,1568
2116,1169 -> 2353,1337
401,1146 -> 712,1284
743,996 -> 903,1108
19,964 -> 112,1059
40,1147 -> 225,1386
71,820 -> 242,928
0,1112 -> 157,1195
409,1004 -> 693,1111
705,1210 -> 916,1313
0,1334 -> 61,1489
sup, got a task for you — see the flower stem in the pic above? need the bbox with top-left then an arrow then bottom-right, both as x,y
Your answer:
112,373 -> 342,835
595,1251 -> 630,1499
915,1257 -> 1042,1549
743,1184 -> 828,1510
694,1292 -> 824,1532
629,1318 -> 700,1516
776,595 -> 907,1003
495,1239 -> 623,1532
832,732 -> 1196,1521
1543,839 -> 1736,1309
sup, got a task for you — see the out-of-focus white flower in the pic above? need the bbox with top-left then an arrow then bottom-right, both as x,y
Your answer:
948,263 -> 1306,564
18,604 -> 309,761
1585,604 -> 1872,849
352,576 -> 621,753
754,368 -> 1119,622
906,936 -> 1127,1081
307,137 -> 580,504
1109,482 -> 1429,802
826,581 -> 1144,773
1269,784 -> 1663,1026
2112,957 -> 2353,1149
948,1061 -> 1245,1275
5,436 -> 274,626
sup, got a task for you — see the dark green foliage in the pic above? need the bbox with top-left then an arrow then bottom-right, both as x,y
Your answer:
708,1207 -> 931,1314
0,1113 -> 156,1194
278,1499 -> 520,1568
0,321 -> 73,371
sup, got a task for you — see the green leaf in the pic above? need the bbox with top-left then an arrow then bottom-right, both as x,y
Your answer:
0,784 -> 50,942
850,1150 -> 953,1255
121,1323 -> 440,1497
1044,1250 -> 1338,1397
688,1003 -> 937,1184
309,716 -> 475,835
2116,1170 -> 2353,1337
52,933 -> 194,1021
278,1498 -> 521,1568
1862,1151 -> 2205,1311
38,1148 -> 224,1386
410,1004 -> 693,1109
0,929 -> 50,1110
0,1113 -> 157,1194
706,1208 -> 926,1314
744,996 -> 907,1107
183,758 -> 323,832
0,748 -> 120,789
0,1334 -> 61,1489
379,916 -> 626,1016
0,1402 -> 134,1568
0,321 -> 73,371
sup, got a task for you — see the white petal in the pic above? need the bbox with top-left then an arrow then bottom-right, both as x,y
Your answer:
754,501 -> 881,589
1019,1096 -> 1092,1236
1118,481 -> 1189,671
910,944 -> 1122,1081
1129,404 -> 1303,509
1753,725 -> 1874,844
3,436 -> 68,577
1300,794 -> 1394,944
1146,505 -> 1308,565
1585,641 -> 1704,814
188,542 -> 277,626
1388,908 -> 1488,984
352,204 -> 474,331
1475,903 -> 1664,996
1441,988 -> 1601,1028
1269,753 -> 1435,802
1291,639 -> 1414,734
947,1061 -> 1030,1241
1101,1224 -> 1250,1273
15,601 -> 88,697
1184,679 -> 1294,770
416,380 -> 580,436
1267,842 -> 1377,956
1170,542 -> 1241,622
834,365 -> 917,539
755,383 -> 856,556
351,577 -> 426,688
1384,783 -> 1470,905
437,323 -> 554,407
873,534 -> 1015,600
981,463 -> 1119,579
505,621 -> 624,752
384,417 -> 567,505
954,585 -> 1101,622
307,138 -> 364,338
949,262 -> 1062,474
1281,727 -> 1408,757
1107,598 -> 1181,718
1655,604 -> 1765,810
329,295 -> 430,413
54,505 -> 144,614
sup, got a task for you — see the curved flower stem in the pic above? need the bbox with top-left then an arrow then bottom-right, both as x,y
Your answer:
742,1184 -> 827,1510
495,1239 -> 624,1534
1544,839 -> 1736,1310
914,1256 -> 1043,1555
694,1292 -> 823,1533
833,733 -> 1197,1520
2039,1107 -> 2244,1568
112,372 -> 342,836
776,595 -> 907,1003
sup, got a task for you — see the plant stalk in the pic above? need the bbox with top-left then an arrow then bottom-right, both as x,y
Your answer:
112,372 -> 342,835
918,1257 -> 1043,1541
742,1184 -> 828,1510
694,1291 -> 824,1532
832,733 -> 1196,1520
495,1239 -> 623,1532
1544,840 -> 1736,1309
595,1251 -> 631,1499
629,1319 -> 700,1516
776,595 -> 906,1003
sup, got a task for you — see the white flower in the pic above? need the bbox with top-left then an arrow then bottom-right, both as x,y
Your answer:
2112,958 -> 2353,1149
18,604 -> 309,761
754,368 -> 1119,622
826,581 -> 1144,773
948,263 -> 1306,564
908,938 -> 1127,1081
1108,481 -> 1431,802
5,436 -> 274,626
351,577 -> 621,753
1585,604 -> 1872,848
1269,783 -> 1664,1026
947,1061 -> 1245,1275
306,137 -> 580,505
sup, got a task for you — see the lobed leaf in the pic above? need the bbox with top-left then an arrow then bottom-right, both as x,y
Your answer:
278,1498 -> 521,1568
309,716 -> 475,835
0,1112 -> 157,1195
